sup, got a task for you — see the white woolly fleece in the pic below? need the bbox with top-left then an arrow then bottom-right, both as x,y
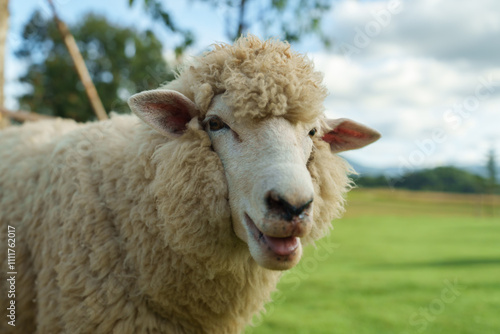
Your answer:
0,36 -> 353,334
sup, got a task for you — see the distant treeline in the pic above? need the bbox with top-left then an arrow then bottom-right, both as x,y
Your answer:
353,166 -> 499,194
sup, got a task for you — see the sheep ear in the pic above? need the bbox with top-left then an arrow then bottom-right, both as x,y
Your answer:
321,118 -> 381,153
128,89 -> 199,137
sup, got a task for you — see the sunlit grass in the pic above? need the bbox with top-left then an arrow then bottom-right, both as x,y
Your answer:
247,189 -> 500,334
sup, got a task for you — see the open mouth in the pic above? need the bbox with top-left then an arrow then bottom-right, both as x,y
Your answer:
244,213 -> 299,257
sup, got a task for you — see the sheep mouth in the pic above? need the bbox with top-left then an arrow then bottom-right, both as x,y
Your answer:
244,213 -> 300,257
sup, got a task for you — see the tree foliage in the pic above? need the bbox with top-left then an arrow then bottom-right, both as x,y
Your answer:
16,11 -> 173,122
198,0 -> 334,44
354,166 -> 494,194
486,149 -> 498,184
486,149 -> 498,193
397,167 -> 486,193
131,0 -> 335,46
128,0 -> 194,56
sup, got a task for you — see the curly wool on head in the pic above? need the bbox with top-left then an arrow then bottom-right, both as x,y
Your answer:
165,35 -> 328,123
162,35 -> 352,247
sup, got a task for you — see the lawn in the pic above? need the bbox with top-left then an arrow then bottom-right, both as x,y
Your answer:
247,188 -> 500,334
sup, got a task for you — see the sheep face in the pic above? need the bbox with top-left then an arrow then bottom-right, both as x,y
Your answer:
204,95 -> 317,270
129,89 -> 380,271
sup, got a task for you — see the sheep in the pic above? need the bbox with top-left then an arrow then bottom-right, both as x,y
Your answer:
0,35 -> 380,333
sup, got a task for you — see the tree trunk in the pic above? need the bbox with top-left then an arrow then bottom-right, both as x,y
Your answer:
0,0 -> 10,128
47,0 -> 108,121
236,0 -> 247,40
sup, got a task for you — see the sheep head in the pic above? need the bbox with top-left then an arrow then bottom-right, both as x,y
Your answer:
129,89 -> 380,271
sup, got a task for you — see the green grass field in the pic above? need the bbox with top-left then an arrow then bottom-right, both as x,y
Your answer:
247,189 -> 500,334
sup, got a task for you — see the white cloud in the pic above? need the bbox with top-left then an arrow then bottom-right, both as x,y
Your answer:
311,0 -> 500,168
329,0 -> 500,65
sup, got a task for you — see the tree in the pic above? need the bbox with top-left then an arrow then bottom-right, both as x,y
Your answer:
486,148 -> 498,194
355,166 -> 488,194
128,0 -> 194,57
48,0 -> 107,120
198,0 -> 334,44
129,0 -> 334,47
400,167 -> 485,194
16,11 -> 173,122
0,0 -> 10,128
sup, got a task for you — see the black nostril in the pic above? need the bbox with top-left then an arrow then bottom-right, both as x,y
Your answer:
266,191 -> 313,221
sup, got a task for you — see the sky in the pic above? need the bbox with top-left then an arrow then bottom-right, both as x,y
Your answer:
4,0 -> 500,171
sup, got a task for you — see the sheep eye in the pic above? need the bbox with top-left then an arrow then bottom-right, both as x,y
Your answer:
208,117 -> 227,131
308,128 -> 317,137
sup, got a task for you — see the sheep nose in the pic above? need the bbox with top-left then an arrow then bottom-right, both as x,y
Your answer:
266,190 -> 313,221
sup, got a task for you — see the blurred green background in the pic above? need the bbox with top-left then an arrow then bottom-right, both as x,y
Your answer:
248,188 -> 500,334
